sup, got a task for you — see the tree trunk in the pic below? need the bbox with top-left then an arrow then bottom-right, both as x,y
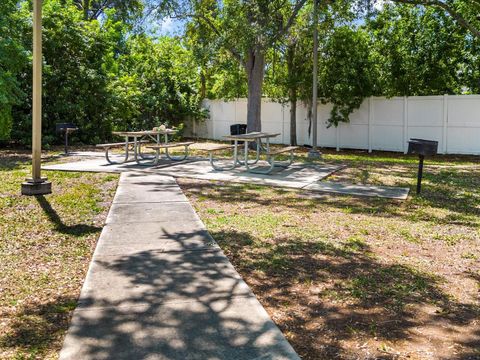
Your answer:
200,68 -> 206,100
290,98 -> 297,146
83,0 -> 90,20
245,48 -> 265,133
286,42 -> 297,146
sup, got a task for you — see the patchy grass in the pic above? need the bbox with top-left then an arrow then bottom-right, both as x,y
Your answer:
0,150 -> 118,359
178,150 -> 480,360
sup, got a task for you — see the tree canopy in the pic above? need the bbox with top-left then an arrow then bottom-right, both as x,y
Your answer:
0,0 -> 479,144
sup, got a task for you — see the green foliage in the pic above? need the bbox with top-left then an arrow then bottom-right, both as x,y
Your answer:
367,4 -> 471,96
12,0 -> 128,145
72,0 -> 143,22
318,26 -> 376,127
5,0 -> 203,146
2,0 -> 480,145
109,35 -> 205,131
0,0 -> 28,140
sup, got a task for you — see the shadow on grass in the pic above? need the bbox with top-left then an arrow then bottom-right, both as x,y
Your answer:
0,153 -> 32,171
211,229 -> 480,359
35,195 -> 101,236
0,296 -> 78,357
0,152 -> 63,171
180,170 -> 480,228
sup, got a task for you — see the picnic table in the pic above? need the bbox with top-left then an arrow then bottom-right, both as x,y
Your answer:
201,132 -> 297,174
97,129 -> 193,165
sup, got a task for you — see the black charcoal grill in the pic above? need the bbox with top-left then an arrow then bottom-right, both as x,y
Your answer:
407,138 -> 438,194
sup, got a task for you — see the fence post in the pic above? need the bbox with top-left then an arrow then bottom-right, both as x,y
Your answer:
403,96 -> 408,154
212,101 -> 216,140
336,124 -> 340,151
443,94 -> 448,154
368,97 -> 373,153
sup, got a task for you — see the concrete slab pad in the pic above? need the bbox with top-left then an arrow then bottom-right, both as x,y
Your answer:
95,223 -> 219,256
77,249 -> 253,308
60,296 -> 300,360
106,202 -> 201,224
43,156 -> 342,189
304,181 -> 410,199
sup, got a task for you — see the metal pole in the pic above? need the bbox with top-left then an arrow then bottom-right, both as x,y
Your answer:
32,0 -> 42,179
308,0 -> 321,158
22,0 -> 51,195
416,155 -> 424,194
64,130 -> 68,155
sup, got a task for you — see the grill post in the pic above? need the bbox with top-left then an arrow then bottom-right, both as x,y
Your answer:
407,138 -> 438,195
417,154 -> 424,194
64,130 -> 68,154
56,123 -> 78,155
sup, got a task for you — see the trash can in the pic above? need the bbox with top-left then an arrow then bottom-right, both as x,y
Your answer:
230,124 -> 247,144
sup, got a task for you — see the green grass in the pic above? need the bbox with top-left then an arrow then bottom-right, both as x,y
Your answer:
0,150 -> 118,360
179,150 -> 480,359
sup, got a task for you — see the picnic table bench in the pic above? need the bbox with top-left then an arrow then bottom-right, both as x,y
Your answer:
253,145 -> 298,174
146,141 -> 195,164
196,144 -> 237,171
96,140 -> 149,164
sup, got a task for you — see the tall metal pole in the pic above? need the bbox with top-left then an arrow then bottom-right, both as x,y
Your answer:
32,0 -> 42,180
308,0 -> 321,158
22,0 -> 51,195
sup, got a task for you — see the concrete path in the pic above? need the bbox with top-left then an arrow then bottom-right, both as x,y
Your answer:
44,153 -> 410,199
304,181 -> 410,200
60,172 -> 300,360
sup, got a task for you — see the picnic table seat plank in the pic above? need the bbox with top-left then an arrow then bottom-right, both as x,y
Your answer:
96,140 -> 149,148
245,145 -> 298,174
268,146 -> 298,156
196,144 -> 238,171
196,144 -> 236,152
96,140 -> 151,165
146,141 -> 195,150
145,141 -> 195,164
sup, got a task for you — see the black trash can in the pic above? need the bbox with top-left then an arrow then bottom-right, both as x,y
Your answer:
230,124 -> 247,144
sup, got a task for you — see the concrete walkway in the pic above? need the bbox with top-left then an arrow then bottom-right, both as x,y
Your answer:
60,172 -> 300,360
44,153 -> 410,199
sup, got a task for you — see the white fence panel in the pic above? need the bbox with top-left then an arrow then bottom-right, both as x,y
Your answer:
189,96 -> 480,155
317,103 -> 336,148
407,96 -> 445,152
447,96 -> 480,154
371,97 -> 404,152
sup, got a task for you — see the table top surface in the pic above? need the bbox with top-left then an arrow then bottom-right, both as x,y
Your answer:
113,129 -> 177,136
223,132 -> 280,140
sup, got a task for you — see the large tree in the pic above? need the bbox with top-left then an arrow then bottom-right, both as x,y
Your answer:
156,0 -> 307,132
264,11 -> 313,145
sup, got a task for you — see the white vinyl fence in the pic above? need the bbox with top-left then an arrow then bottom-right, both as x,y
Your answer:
185,95 -> 480,155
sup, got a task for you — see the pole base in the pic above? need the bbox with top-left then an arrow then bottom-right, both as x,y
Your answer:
21,179 -> 52,196
307,149 -> 322,159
